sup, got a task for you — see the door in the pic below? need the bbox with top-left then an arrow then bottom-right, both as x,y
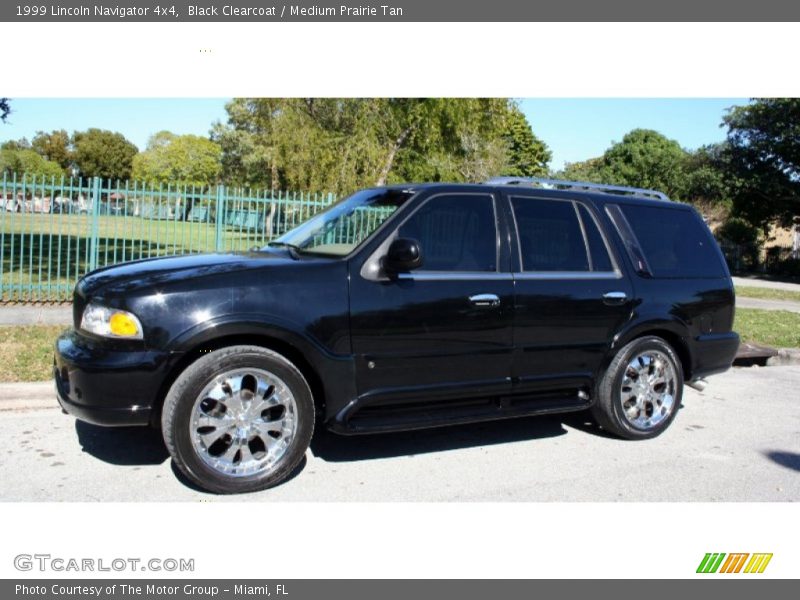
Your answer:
349,192 -> 514,406
506,193 -> 634,394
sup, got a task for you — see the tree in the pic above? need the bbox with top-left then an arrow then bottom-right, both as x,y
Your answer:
559,156 -> 605,182
132,131 -> 222,186
556,129 -> 690,200
72,128 -> 138,180
596,129 -> 690,199
683,144 -> 731,205
213,98 -> 541,195
212,98 -> 305,191
0,98 -> 10,122
0,148 -> 64,179
722,98 -> 800,230
1,138 -> 30,152
31,130 -> 72,171
501,105 -> 551,177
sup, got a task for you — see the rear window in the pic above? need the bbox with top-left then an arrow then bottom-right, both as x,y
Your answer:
619,204 -> 726,278
511,196 -> 615,273
511,197 -> 589,271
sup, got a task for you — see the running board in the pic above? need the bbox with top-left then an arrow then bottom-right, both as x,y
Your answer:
328,390 -> 592,435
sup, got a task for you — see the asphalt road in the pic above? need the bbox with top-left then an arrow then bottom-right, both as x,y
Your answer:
1,365 -> 798,502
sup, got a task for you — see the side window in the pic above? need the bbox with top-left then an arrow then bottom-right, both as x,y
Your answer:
577,204 -> 614,272
398,194 -> 497,272
511,197 -> 589,272
619,204 -> 726,278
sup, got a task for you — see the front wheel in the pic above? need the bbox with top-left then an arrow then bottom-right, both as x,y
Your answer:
162,345 -> 315,494
591,336 -> 684,440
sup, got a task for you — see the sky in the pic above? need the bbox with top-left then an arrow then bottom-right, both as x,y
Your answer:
520,98 -> 747,169
1,97 -> 748,170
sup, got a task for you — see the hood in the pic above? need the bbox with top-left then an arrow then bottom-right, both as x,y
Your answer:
76,251 -> 294,298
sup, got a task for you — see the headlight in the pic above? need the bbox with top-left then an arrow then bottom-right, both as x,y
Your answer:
80,303 -> 144,340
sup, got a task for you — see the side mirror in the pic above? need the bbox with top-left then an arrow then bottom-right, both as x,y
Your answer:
384,237 -> 423,273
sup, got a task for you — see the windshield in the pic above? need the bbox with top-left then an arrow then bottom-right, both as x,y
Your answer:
266,188 -> 415,256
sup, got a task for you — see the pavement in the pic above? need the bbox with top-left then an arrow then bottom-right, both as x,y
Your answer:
0,304 -> 71,325
736,296 -> 800,313
732,276 -> 800,291
732,276 -> 800,313
0,365 -> 798,501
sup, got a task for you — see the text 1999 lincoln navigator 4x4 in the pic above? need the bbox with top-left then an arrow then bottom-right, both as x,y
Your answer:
55,177 -> 739,493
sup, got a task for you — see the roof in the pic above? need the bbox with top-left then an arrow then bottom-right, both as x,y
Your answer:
380,179 -> 680,210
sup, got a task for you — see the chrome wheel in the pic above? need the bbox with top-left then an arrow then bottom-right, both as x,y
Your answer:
190,368 -> 297,477
619,350 -> 677,430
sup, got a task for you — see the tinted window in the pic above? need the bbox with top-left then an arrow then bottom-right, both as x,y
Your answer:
399,194 -> 497,272
578,204 -> 614,272
620,204 -> 725,278
511,197 -> 589,272
273,188 -> 413,256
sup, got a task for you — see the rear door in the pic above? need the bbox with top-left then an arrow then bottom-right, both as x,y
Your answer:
504,191 -> 634,395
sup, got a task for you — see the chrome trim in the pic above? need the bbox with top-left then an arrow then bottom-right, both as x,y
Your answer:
619,349 -> 678,430
485,176 -> 671,202
397,272 -> 513,281
513,271 -> 621,281
603,291 -> 628,300
686,378 -> 708,392
468,293 -> 500,307
189,367 -> 298,478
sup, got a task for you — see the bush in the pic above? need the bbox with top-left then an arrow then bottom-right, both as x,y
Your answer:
716,217 -> 760,246
765,247 -> 800,277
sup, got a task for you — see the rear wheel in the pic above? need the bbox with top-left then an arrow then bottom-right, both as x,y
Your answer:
592,336 -> 683,439
162,345 -> 314,494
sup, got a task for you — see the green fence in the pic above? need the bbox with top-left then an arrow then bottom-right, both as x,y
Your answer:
0,174 -> 337,302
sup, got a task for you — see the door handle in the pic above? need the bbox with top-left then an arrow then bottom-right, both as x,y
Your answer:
469,293 -> 500,307
602,291 -> 628,305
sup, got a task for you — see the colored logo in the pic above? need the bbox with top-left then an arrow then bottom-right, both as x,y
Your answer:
697,553 -> 773,574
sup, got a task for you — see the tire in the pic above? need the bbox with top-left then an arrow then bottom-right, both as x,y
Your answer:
591,336 -> 684,440
162,345 -> 315,494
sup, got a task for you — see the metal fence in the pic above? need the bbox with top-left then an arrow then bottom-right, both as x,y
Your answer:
0,174 -> 337,302
718,239 -> 800,276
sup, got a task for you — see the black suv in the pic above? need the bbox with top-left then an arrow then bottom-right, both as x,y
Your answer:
55,178 -> 739,493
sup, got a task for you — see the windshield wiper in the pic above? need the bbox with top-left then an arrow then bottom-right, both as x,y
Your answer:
267,241 -> 305,259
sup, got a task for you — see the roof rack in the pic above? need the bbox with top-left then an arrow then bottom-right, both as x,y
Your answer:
484,176 -> 671,202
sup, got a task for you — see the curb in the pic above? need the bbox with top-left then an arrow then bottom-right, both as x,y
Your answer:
0,381 -> 59,413
766,348 -> 800,367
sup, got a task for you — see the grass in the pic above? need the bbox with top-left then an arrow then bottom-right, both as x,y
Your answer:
0,325 -> 66,383
734,308 -> 800,349
0,212 -> 288,302
735,285 -> 800,303
1,308 -> 798,384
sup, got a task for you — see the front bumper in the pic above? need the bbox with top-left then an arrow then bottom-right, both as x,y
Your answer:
54,328 -> 173,427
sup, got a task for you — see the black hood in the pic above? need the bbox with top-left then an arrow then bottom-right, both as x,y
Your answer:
76,251 -> 294,298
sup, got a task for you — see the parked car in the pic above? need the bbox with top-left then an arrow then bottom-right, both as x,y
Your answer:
54,178 -> 739,493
